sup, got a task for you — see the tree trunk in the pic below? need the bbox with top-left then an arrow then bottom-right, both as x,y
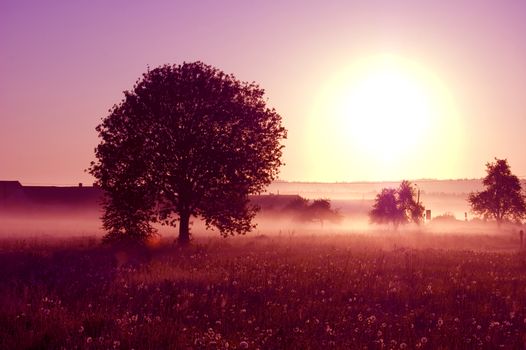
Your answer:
178,211 -> 190,244
496,212 -> 502,227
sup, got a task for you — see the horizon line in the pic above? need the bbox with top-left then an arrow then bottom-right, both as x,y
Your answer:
0,177 -> 507,188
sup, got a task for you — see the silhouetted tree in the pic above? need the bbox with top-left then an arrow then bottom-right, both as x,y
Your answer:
283,197 -> 342,225
370,188 -> 404,227
468,158 -> 526,225
397,180 -> 425,223
283,196 -> 309,210
90,62 -> 286,243
308,199 -> 342,227
369,181 -> 424,228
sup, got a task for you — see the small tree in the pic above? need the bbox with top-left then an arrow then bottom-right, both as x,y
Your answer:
397,180 -> 425,223
468,158 -> 526,225
90,62 -> 286,243
308,199 -> 343,227
284,197 -> 342,225
369,181 -> 424,228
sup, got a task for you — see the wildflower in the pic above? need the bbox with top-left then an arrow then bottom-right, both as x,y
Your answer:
325,324 -> 333,333
421,337 -> 428,344
239,340 -> 249,349
400,342 -> 408,349
86,337 -> 93,344
79,326 -> 84,334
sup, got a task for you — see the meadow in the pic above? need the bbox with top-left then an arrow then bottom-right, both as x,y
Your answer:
1,232 -> 525,349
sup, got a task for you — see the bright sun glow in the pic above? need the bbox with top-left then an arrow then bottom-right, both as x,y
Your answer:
338,64 -> 432,161
307,54 -> 463,181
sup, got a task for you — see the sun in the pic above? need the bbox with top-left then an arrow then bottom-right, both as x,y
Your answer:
306,54 -> 463,181
335,57 -> 434,161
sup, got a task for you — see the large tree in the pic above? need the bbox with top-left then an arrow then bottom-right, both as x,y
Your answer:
90,62 -> 286,243
369,180 -> 424,228
468,158 -> 526,225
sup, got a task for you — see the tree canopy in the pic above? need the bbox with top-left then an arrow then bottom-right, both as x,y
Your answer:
468,158 -> 526,225
90,62 -> 286,243
369,180 -> 424,227
283,197 -> 342,226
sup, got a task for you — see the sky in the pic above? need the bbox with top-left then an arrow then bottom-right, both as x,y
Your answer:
2,0 -> 526,185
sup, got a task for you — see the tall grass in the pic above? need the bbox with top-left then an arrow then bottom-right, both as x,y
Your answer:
0,234 -> 525,349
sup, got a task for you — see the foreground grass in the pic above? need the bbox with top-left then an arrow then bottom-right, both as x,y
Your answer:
1,234 -> 526,349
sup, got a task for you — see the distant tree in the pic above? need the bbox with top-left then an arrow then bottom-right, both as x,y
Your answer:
369,188 -> 404,227
397,180 -> 425,223
308,199 -> 342,227
283,196 -> 310,213
369,181 -> 424,228
283,196 -> 311,221
284,197 -> 342,225
468,158 -> 526,225
432,212 -> 457,222
90,62 -> 286,244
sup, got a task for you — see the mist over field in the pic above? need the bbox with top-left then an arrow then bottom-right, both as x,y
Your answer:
1,180 -> 522,246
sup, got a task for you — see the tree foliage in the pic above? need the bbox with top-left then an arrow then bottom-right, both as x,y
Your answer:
369,180 -> 424,227
308,199 -> 343,226
284,197 -> 342,225
468,158 -> 526,225
90,62 -> 286,243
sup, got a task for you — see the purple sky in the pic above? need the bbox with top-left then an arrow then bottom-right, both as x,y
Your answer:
2,0 -> 526,184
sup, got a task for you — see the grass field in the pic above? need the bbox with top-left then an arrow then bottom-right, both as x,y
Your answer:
1,233 -> 526,349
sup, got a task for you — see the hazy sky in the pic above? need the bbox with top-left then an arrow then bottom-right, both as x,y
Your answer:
2,0 -> 526,184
